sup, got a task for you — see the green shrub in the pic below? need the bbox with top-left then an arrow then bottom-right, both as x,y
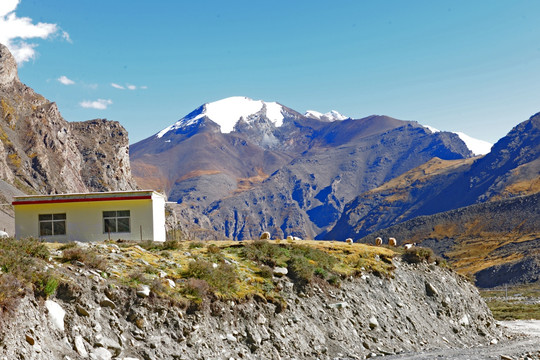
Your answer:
206,244 -> 220,254
402,247 -> 436,264
184,259 -> 237,295
188,241 -> 205,249
328,275 -> 341,287
161,239 -> 182,251
33,272 -> 60,298
61,246 -> 107,271
242,240 -> 289,267
314,267 -> 328,279
287,255 -> 314,286
183,278 -> 210,300
257,265 -> 273,279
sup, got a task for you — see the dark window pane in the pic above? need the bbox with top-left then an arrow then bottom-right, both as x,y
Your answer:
117,210 -> 130,217
117,217 -> 130,232
39,214 -> 52,221
53,213 -> 66,220
104,218 -> 116,233
103,211 -> 116,218
53,220 -> 66,235
40,222 -> 53,236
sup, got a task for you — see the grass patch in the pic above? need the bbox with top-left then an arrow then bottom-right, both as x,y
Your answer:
0,237 -> 57,309
183,258 -> 237,296
485,300 -> 540,320
61,246 -> 108,271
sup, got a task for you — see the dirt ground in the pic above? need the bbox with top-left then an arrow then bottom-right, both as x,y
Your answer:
383,320 -> 540,360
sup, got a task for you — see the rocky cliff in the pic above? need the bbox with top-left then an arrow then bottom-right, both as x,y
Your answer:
0,240 -> 504,360
0,43 -> 137,232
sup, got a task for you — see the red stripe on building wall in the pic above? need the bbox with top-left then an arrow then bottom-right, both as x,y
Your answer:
12,195 -> 152,206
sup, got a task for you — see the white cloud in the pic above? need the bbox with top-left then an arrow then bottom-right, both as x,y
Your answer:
57,75 -> 74,85
0,0 -> 68,64
140,85 -> 148,89
111,83 -> 125,90
79,99 -> 113,110
127,84 -> 137,90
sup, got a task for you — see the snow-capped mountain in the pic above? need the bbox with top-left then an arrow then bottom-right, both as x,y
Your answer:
131,97 -> 476,241
423,125 -> 493,155
304,110 -> 349,122
157,96 -> 285,138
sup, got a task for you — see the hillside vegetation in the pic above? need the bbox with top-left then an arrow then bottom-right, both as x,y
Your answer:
0,237 -> 504,359
0,237 -> 397,311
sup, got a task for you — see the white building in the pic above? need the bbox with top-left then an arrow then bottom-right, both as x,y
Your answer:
13,190 -> 166,242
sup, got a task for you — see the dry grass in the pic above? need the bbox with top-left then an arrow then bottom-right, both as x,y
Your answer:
481,284 -> 540,320
234,168 -> 269,194
43,239 -> 398,305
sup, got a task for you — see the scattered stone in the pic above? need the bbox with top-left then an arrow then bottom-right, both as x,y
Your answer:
45,300 -> 66,332
74,335 -> 88,358
327,302 -> 348,309
91,347 -> 112,360
137,285 -> 151,298
369,316 -> 379,330
500,356 -> 512,360
76,304 -> 90,316
273,267 -> 288,276
100,298 -> 116,309
425,281 -> 439,297
459,314 -> 470,327
25,334 -> 35,345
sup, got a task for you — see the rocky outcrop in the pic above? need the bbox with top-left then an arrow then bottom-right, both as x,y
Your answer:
0,249 -> 503,359
70,119 -> 136,192
328,114 -> 540,241
0,43 -> 137,196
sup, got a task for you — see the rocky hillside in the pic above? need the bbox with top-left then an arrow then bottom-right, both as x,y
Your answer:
132,97 -> 472,240
0,43 -> 137,232
0,238 -> 504,359
360,192 -> 540,288
327,113 -> 540,241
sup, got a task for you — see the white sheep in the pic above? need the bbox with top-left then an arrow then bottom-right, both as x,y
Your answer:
0,230 -> 8,238
404,243 -> 414,250
293,236 -> 302,241
286,235 -> 294,242
260,231 -> 271,240
375,237 -> 383,246
388,237 -> 397,247
345,238 -> 353,245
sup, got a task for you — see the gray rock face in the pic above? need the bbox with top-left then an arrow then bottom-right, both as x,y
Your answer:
0,44 -> 17,85
0,259 -> 504,359
0,43 -> 138,228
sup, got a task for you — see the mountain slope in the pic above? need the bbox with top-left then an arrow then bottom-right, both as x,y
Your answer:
360,192 -> 540,288
327,113 -> 540,241
0,43 -> 137,233
131,97 -> 473,240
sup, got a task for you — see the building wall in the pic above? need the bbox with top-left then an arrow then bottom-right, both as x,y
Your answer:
14,198 -> 164,242
151,193 -> 166,242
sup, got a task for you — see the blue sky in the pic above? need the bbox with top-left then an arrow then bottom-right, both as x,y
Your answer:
3,0 -> 540,144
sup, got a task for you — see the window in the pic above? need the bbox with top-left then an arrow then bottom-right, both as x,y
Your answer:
39,213 -> 66,236
103,210 -> 130,233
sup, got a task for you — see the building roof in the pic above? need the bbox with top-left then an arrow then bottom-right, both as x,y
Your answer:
12,190 -> 166,206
